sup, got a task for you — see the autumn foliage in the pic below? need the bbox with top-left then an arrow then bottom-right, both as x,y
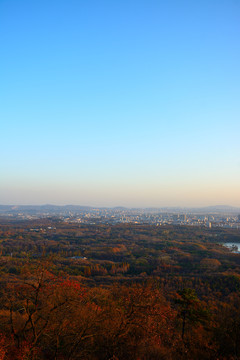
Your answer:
0,221 -> 240,358
0,261 -> 230,359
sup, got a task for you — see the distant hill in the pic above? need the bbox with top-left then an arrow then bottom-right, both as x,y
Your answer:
0,204 -> 239,215
189,205 -> 240,214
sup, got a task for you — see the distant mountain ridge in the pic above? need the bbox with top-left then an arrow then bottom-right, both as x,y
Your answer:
0,204 -> 239,214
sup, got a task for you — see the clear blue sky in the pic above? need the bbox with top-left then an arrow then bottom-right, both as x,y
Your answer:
1,0 -> 240,207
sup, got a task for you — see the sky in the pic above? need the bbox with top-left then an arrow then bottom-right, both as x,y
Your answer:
0,0 -> 240,207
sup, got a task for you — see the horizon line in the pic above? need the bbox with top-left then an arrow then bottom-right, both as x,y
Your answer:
1,204 -> 240,209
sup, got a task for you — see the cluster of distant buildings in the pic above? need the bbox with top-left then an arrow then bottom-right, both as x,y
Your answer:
1,205 -> 240,230
64,210 -> 240,229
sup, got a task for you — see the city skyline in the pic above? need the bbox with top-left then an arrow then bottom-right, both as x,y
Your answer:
1,0 -> 240,207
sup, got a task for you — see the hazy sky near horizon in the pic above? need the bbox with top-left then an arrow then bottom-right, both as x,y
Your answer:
1,0 -> 240,207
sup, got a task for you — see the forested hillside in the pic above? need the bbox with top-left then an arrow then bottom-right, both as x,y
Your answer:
0,219 -> 240,359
